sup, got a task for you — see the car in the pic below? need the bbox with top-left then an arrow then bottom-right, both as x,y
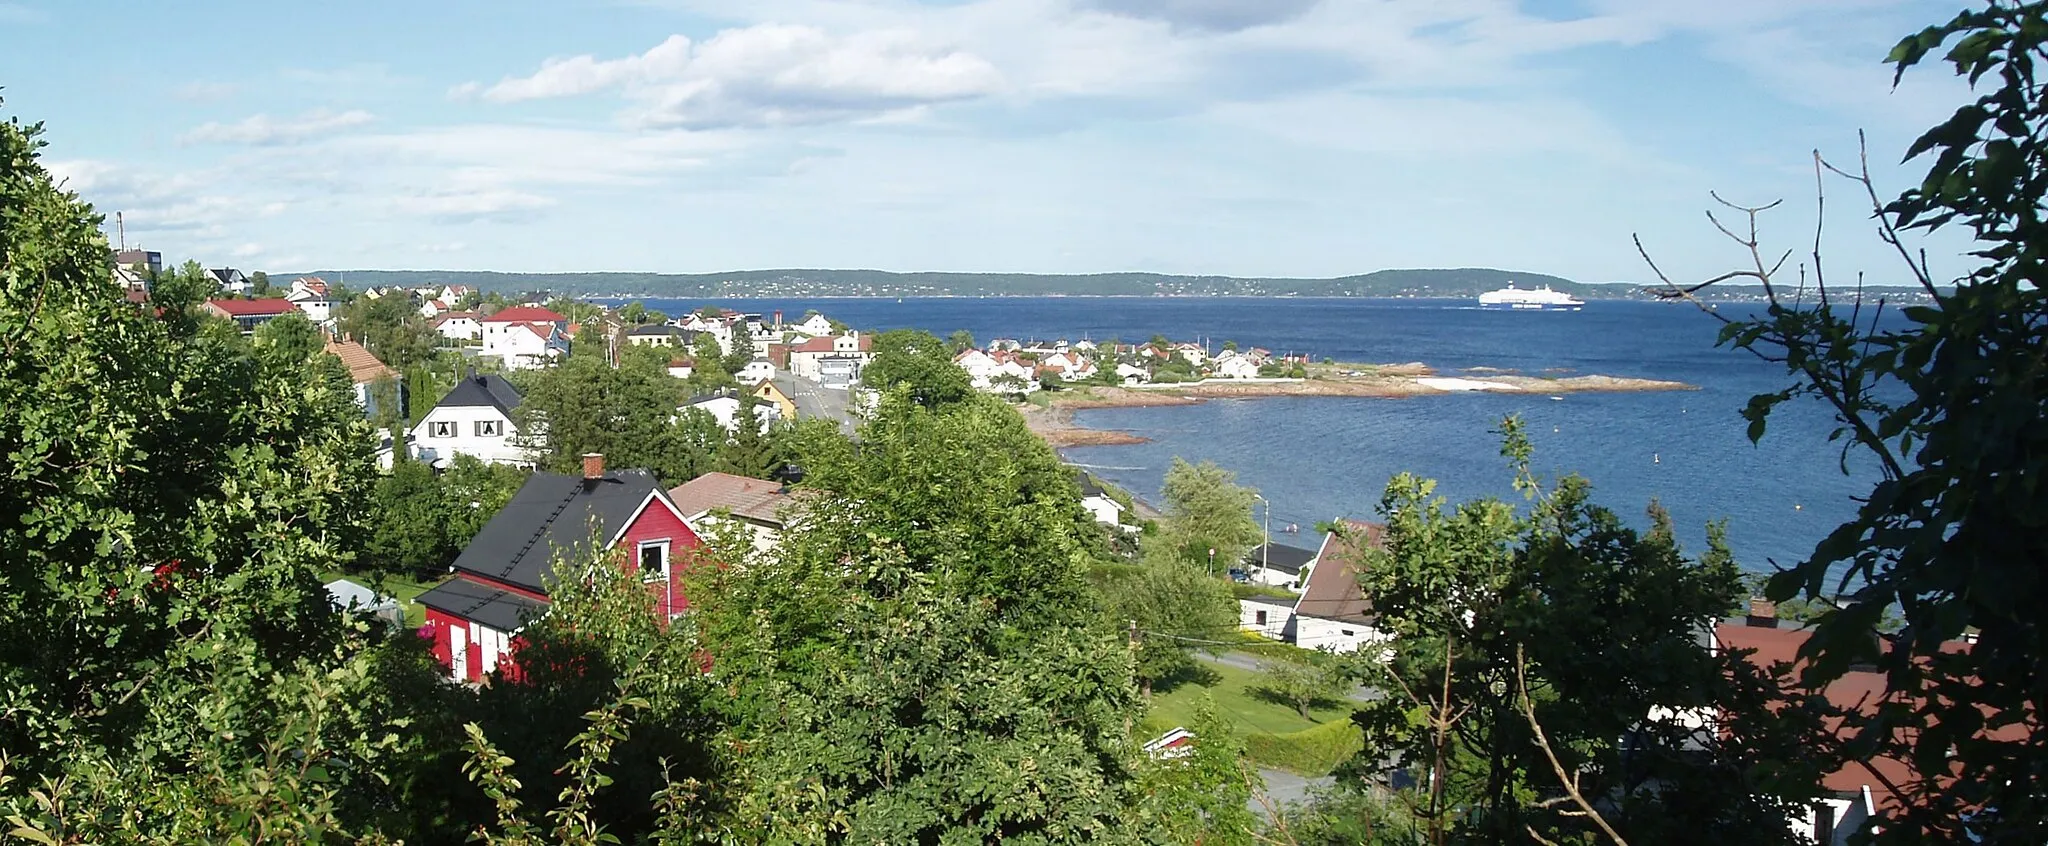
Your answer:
1227,567 -> 1251,583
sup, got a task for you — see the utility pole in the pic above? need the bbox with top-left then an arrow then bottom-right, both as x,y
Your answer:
1254,493 -> 1271,582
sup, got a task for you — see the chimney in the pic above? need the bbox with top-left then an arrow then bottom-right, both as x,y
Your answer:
1746,597 -> 1779,628
581,453 -> 605,481
773,309 -> 783,328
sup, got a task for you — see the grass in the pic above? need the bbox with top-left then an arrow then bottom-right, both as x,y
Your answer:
1142,653 -> 1360,776
319,569 -> 447,628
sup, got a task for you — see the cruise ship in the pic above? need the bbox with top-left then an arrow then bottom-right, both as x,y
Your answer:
1477,282 -> 1585,311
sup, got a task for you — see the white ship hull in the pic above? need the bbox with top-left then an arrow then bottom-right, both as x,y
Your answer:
1481,300 -> 1583,311
1477,283 -> 1584,311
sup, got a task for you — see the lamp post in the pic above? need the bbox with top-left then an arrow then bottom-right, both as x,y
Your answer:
1253,493 -> 1271,582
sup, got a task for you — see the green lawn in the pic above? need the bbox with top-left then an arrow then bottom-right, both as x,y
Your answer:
320,570 -> 447,628
1142,653 -> 1352,736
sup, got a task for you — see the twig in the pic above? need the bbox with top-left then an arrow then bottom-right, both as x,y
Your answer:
1516,646 -> 1629,846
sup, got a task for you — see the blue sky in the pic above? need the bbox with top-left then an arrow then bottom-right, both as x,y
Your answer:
0,0 -> 1978,282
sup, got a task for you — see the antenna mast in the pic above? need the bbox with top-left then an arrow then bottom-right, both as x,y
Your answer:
116,212 -> 126,252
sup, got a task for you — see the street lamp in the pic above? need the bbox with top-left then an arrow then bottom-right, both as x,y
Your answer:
1252,493 -> 1271,582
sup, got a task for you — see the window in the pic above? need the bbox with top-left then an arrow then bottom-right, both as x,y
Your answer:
1254,610 -> 1268,626
1340,629 -> 1355,637
475,419 -> 502,437
428,421 -> 455,438
639,540 -> 670,581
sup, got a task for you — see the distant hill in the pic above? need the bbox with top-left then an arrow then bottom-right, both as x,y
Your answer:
283,267 -> 1930,303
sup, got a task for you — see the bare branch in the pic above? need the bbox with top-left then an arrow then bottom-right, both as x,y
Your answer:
1516,646 -> 1630,846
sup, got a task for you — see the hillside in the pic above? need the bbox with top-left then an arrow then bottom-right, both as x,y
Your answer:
284,266 -> 1931,302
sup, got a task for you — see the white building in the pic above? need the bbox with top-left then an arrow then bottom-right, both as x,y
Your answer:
480,306 -> 569,370
1116,363 -> 1150,385
791,312 -> 834,338
787,333 -> 873,380
953,348 -> 1041,393
1239,596 -> 1296,642
287,277 -> 335,324
1243,542 -> 1316,590
681,394 -> 781,434
409,372 -> 533,468
1074,473 -> 1126,528
1213,352 -> 1261,380
433,312 -> 482,342
1238,522 -> 1392,657
737,356 -> 775,384
207,267 -> 252,296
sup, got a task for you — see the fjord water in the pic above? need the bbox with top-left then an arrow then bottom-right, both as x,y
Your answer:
638,297 -> 1884,574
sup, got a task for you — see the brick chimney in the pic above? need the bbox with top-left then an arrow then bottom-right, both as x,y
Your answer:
1746,597 -> 1779,628
581,453 -> 605,481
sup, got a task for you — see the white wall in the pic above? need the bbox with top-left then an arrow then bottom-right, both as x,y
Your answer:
1293,616 -> 1391,655
1080,494 -> 1122,527
437,318 -> 481,341
482,323 -> 561,369
1239,599 -> 1293,642
410,405 -> 530,467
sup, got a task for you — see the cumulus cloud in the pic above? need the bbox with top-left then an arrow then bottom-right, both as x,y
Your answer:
183,109 -> 376,146
467,24 -> 1003,128
1080,0 -> 1321,32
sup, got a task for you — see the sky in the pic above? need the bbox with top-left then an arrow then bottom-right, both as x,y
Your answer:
0,0 -> 1982,282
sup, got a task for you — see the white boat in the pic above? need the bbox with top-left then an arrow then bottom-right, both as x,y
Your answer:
1478,282 -> 1584,311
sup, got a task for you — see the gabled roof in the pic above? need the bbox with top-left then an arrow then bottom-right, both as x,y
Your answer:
484,305 -> 565,323
790,334 -> 872,353
292,276 -> 329,295
1246,542 -> 1318,576
1074,472 -> 1109,499
433,372 -> 523,416
1295,520 -> 1383,624
205,298 -> 298,317
432,311 -> 479,326
323,338 -> 396,384
416,576 -> 549,632
449,469 -> 674,594
667,472 -> 800,527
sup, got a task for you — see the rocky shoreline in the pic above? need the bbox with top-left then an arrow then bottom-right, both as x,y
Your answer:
1018,364 -> 1697,449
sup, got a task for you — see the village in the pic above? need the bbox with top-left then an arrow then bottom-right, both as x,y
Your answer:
95,255 -> 1886,840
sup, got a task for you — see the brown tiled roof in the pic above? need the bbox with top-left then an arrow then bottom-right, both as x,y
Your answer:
1294,520 -> 1384,624
666,472 -> 799,527
323,339 -> 396,384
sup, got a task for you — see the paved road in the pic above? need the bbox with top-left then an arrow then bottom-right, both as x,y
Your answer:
1253,768 -> 1332,815
1194,650 -> 1381,704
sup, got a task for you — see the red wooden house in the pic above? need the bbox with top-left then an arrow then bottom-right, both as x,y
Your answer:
416,454 -> 698,682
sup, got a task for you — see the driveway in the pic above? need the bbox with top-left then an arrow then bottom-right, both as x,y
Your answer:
1252,768 -> 1332,816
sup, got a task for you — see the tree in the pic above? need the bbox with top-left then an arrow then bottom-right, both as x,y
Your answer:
686,331 -> 732,393
250,269 -> 272,297
252,309 -> 324,365
1158,458 -> 1262,571
514,352 -> 715,483
689,391 -> 1143,839
340,291 -> 436,369
1255,654 -> 1346,720
1346,419 -> 1817,844
1633,6 -> 2048,841
860,328 -> 974,407
366,455 -> 451,579
946,328 -> 976,353
714,395 -> 777,478
1098,545 -> 1237,695
721,322 -> 755,375
618,301 -> 649,325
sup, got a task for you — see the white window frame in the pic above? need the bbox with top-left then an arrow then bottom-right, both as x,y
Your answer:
475,419 -> 503,437
428,420 -> 456,438
638,539 -> 672,581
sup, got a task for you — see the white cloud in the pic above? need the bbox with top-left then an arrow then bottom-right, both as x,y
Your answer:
230,242 -> 263,258
421,241 -> 469,253
395,188 -> 556,222
183,109 -> 376,146
172,81 -> 238,103
470,24 -> 1003,128
1080,0 -> 1320,32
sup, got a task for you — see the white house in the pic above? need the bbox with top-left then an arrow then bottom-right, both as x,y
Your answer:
953,348 -> 1041,393
1173,343 -> 1208,367
1239,596 -> 1297,642
787,333 -> 872,380
1243,542 -> 1317,590
1116,363 -> 1150,385
287,277 -> 335,324
1289,522 -> 1393,655
480,306 -> 569,370
1037,351 -> 1098,382
207,267 -> 251,296
791,312 -> 834,338
1074,473 -> 1126,528
737,356 -> 775,384
1213,352 -> 1261,380
409,372 -> 532,468
433,312 -> 482,342
666,471 -> 803,554
681,394 -> 781,434
419,298 -> 451,319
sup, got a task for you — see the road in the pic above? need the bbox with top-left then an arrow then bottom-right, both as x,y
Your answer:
1253,768 -> 1332,815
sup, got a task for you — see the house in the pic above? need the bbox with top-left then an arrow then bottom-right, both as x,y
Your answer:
791,312 -> 834,337
816,355 -> 863,389
667,358 -> 696,380
1074,473 -> 1125,528
409,371 -> 531,468
417,456 -> 699,682
737,356 -> 776,385
1037,351 -> 1099,382
625,323 -> 698,347
207,267 -> 251,296
1285,521 -> 1392,654
286,277 -> 336,323
480,305 -> 569,369
1243,542 -> 1317,590
114,248 -> 162,274
1143,727 -> 1196,761
682,393 -> 781,433
322,338 -> 400,419
953,348 -> 1041,393
114,265 -> 148,295
786,333 -> 872,380
203,298 -> 298,333
751,378 -> 798,420
1116,363 -> 1150,385
433,312 -> 482,342
1213,352 -> 1262,380
666,471 -> 803,552
324,578 -> 402,628
1173,343 -> 1209,367
419,298 -> 451,319
1239,595 -> 1297,643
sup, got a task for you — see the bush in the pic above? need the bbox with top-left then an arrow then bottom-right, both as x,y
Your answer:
1244,719 -> 1363,776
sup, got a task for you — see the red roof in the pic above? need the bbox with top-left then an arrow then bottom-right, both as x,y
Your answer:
431,311 -> 478,326
789,334 -> 871,354
293,276 -> 329,295
483,306 -> 565,323
205,298 -> 298,317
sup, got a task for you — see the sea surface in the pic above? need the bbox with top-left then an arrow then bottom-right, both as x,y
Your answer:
624,296 -> 1889,575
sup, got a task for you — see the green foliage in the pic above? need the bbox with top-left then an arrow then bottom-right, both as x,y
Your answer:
1126,700 -> 1258,845
1270,784 -> 1418,846
946,328 -> 976,353
860,328 -> 975,407
339,290 -> 436,370
512,352 -> 720,484
252,309 -> 324,365
1099,550 -> 1237,695
690,391 -> 1143,840
720,324 -> 754,375
1347,418 -> 1815,844
1240,718 -> 1364,779
1252,653 -> 1347,719
250,270 -> 272,296
1158,458 -> 1262,570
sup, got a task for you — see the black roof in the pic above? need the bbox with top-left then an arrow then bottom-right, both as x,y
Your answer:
1245,543 -> 1318,576
416,576 -> 549,632
437,373 -> 524,417
449,469 -> 671,593
1074,472 -> 1107,499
